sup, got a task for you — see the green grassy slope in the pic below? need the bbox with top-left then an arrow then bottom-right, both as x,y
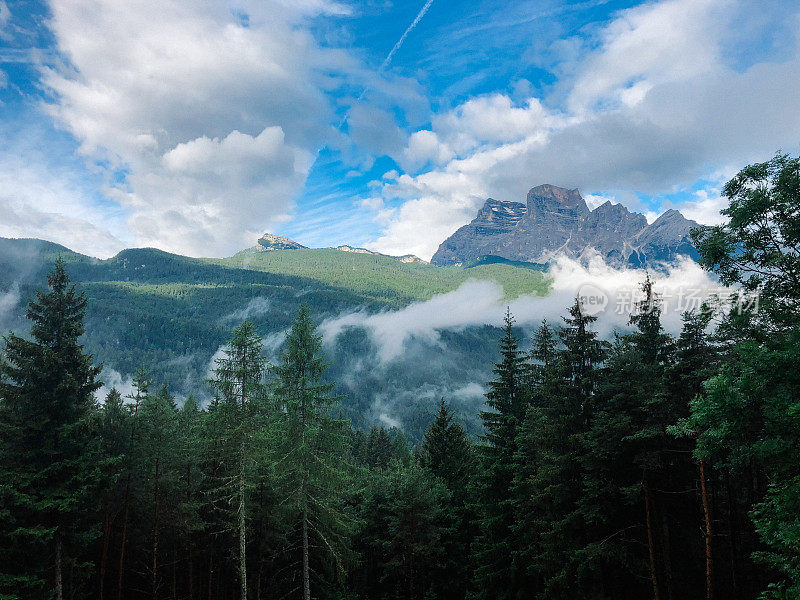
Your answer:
214,248 -> 549,305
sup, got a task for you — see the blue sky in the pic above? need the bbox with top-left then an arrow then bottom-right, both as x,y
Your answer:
0,0 -> 798,259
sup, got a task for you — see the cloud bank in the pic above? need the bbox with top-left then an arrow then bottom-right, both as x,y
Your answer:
365,0 -> 800,260
40,0 -> 348,257
322,255 -> 730,363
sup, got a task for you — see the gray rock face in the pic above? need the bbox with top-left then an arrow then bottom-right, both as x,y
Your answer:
256,233 -> 306,251
431,185 -> 702,267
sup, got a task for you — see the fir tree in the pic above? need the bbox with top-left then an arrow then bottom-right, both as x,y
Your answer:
0,257 -> 102,599
273,305 -> 354,600
470,309 -> 529,600
420,399 -> 475,600
209,321 -> 270,600
513,299 -> 607,599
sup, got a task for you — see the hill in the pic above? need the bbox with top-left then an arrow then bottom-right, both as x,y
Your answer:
0,237 -> 549,439
216,246 -> 546,306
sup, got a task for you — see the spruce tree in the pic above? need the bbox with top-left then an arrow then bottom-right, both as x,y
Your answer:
420,399 -> 475,600
514,300 -> 607,598
138,382 -> 180,599
273,305 -> 354,600
0,257 -> 102,599
382,461 -> 452,600
209,321 -> 270,600
470,309 -> 529,600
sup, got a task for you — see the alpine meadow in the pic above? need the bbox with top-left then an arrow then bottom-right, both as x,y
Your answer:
1,1 -> 799,600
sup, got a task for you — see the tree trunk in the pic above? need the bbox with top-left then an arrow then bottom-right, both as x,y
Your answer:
726,471 -> 740,600
661,512 -> 673,600
239,445 -> 248,600
118,392 -> 140,600
700,460 -> 713,600
99,497 -> 112,600
187,463 -> 194,600
207,543 -> 214,600
257,559 -> 263,600
55,531 -> 64,600
152,457 -> 161,599
117,493 -> 130,600
172,529 -> 178,600
188,542 -> 194,600
643,478 -> 661,600
302,500 -> 311,600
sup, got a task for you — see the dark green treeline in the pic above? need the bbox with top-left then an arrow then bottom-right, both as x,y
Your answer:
1,154 -> 799,600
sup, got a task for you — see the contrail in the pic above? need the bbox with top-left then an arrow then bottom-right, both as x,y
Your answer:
338,0 -> 435,128
380,0 -> 435,72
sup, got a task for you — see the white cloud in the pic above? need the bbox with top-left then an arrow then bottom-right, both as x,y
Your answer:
321,254 -> 732,364
565,0 -> 728,113
0,283 -> 20,328
583,193 -> 618,210
678,189 -> 729,225
41,0 -> 344,256
96,368 -> 139,403
366,0 -> 800,260
0,148 -> 126,257
220,296 -> 273,324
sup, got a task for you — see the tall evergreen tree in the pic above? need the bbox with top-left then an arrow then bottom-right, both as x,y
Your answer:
137,382 -> 180,599
273,305 -> 354,600
513,300 -> 608,599
470,309 -> 529,600
421,399 -> 475,600
0,257 -> 102,599
209,321 -> 270,600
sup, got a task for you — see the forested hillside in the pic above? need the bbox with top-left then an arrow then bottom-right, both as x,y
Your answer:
0,241 -> 547,438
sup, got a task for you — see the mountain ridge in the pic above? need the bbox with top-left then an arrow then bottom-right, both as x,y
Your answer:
431,185 -> 702,267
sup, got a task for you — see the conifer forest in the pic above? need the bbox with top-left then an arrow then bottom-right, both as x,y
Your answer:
1,156 -> 799,600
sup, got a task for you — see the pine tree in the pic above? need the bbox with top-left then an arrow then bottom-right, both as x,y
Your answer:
273,305 -> 354,600
470,309 -> 529,600
513,300 -> 608,599
138,382 -> 180,599
381,462 -> 452,600
366,426 -> 395,470
115,368 -> 148,600
421,399 -> 473,494
176,395 -> 204,600
97,388 -> 130,600
0,257 -> 102,599
209,321 -> 270,600
420,399 -> 475,600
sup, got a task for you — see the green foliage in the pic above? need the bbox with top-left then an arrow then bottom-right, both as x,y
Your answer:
470,309 -> 529,600
692,153 -> 800,322
0,258 -> 103,599
273,305 -> 356,597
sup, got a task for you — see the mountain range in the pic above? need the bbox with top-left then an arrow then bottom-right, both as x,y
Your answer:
431,184 -> 701,267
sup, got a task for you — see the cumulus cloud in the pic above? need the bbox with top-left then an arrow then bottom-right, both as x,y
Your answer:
366,0 -> 800,260
41,0 -> 344,256
322,254 -> 732,363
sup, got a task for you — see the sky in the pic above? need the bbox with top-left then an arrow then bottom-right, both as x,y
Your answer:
0,0 -> 798,260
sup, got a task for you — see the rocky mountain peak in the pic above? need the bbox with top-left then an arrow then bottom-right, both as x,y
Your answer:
525,184 -> 589,221
256,233 -> 306,251
528,184 -> 584,206
431,185 -> 703,267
